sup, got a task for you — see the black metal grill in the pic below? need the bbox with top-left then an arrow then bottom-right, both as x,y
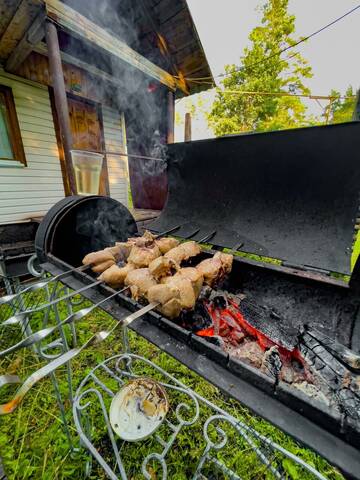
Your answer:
35,120 -> 360,479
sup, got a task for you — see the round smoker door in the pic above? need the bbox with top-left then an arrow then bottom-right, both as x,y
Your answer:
36,196 -> 138,266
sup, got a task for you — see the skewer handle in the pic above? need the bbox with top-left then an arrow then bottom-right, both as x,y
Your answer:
0,264 -> 90,306
0,302 -> 158,414
0,287 -> 128,357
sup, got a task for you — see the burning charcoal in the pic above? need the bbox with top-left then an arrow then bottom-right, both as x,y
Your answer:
202,335 -> 223,348
280,363 -> 295,384
179,303 -> 213,332
279,358 -> 309,384
212,294 -> 228,310
292,382 -> 331,406
338,389 -> 360,420
230,340 -> 265,369
238,297 -> 298,352
300,331 -> 360,421
261,346 -> 282,380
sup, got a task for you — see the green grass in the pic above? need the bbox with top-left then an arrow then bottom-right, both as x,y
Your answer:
0,292 -> 344,479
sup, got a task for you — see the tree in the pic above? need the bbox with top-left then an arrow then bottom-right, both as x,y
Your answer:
208,0 -> 314,136
327,86 -> 357,124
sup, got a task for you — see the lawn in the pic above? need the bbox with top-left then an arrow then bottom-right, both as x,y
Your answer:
0,289 -> 345,480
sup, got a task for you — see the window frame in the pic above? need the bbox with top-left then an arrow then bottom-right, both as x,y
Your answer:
0,84 -> 26,166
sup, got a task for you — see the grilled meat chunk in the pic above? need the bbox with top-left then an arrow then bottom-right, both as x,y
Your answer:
196,252 -> 233,286
173,267 -> 204,297
127,244 -> 161,268
158,298 -> 183,319
214,252 -> 233,274
124,268 -> 157,300
149,256 -> 179,281
147,284 -> 182,319
164,241 -> 201,264
147,283 -> 180,305
99,263 -> 135,288
106,242 -> 133,262
127,230 -> 156,248
163,276 -> 196,309
155,237 -> 180,254
82,250 -> 116,273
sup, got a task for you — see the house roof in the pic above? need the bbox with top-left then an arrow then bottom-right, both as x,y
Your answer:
0,0 -> 214,97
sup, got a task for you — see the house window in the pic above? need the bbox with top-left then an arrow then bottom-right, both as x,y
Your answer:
0,85 -> 26,165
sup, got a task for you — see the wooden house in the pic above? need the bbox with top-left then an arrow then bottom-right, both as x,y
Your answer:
0,0 -> 213,224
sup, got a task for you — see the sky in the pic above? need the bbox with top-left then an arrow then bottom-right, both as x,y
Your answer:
175,0 -> 360,141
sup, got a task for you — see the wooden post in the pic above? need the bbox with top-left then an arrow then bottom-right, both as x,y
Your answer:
45,20 -> 76,195
352,89 -> 360,121
184,112 -> 192,142
167,90 -> 175,144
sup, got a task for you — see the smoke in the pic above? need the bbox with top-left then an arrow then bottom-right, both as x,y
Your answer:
74,197 -> 138,256
63,0 -> 170,206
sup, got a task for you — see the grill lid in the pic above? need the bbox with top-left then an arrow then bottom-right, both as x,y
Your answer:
150,122 -> 360,276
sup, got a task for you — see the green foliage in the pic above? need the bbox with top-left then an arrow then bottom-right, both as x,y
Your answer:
328,86 -> 357,124
208,0 -> 314,136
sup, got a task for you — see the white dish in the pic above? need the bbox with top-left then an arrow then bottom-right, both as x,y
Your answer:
109,377 -> 169,442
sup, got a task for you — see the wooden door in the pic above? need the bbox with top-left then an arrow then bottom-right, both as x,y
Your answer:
68,97 -> 101,151
68,96 -> 109,195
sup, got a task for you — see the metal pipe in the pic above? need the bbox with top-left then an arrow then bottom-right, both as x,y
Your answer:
167,90 -> 175,144
104,152 -> 166,162
45,20 -> 77,195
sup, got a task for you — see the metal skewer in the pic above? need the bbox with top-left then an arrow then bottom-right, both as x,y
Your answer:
1,279 -> 102,327
198,230 -> 217,243
0,264 -> 91,306
153,225 -> 181,238
0,302 -> 159,414
0,287 -> 129,357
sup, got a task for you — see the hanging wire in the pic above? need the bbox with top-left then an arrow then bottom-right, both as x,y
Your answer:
177,3 -> 360,82
213,90 -> 356,101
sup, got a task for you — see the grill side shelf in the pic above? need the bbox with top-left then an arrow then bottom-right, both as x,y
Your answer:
42,260 -> 360,480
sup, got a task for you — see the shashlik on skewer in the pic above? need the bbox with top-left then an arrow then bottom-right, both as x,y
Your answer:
197,252 -> 233,286
164,241 -> 201,263
82,231 -> 233,319
82,231 -> 180,272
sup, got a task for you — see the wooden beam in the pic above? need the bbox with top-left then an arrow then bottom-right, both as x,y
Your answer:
44,0 -> 188,94
5,10 -> 45,72
137,0 -> 189,95
0,0 -> 22,39
0,0 -> 43,60
45,20 -> 76,195
184,112 -> 192,142
33,41 -> 122,89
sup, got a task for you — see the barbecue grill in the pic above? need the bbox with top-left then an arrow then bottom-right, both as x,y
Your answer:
35,121 -> 360,479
